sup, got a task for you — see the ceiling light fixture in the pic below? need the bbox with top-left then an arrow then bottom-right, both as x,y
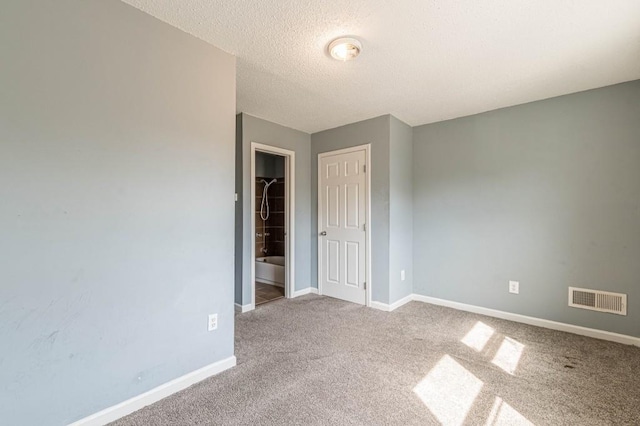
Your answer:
328,37 -> 362,61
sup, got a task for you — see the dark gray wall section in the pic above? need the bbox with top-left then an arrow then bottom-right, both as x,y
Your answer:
413,81 -> 640,337
0,1 -> 236,424
311,116 -> 391,304
389,117 -> 414,304
237,114 -> 311,305
256,151 -> 285,178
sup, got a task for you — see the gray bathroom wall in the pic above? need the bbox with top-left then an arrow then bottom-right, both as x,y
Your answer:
274,156 -> 285,178
255,151 -> 270,177
256,151 -> 285,178
311,115 -> 392,304
0,1 -> 236,425
389,117 -> 414,305
237,114 -> 312,306
413,80 -> 640,337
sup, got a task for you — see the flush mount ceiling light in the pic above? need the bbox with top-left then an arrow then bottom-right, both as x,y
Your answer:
328,37 -> 362,61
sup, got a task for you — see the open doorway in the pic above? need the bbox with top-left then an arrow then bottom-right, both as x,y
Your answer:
251,143 -> 295,307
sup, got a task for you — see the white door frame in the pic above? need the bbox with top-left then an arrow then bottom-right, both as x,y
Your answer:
317,144 -> 372,307
251,142 -> 295,308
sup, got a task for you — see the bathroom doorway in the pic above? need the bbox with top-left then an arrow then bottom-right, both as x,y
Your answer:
250,143 -> 295,307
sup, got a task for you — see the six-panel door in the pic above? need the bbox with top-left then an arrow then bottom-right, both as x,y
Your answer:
319,148 -> 366,305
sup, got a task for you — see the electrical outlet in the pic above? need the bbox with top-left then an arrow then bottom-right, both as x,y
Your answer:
400,270 -> 406,281
509,281 -> 519,294
208,314 -> 218,331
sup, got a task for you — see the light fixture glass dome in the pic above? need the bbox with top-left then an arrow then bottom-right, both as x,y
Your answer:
328,37 -> 362,61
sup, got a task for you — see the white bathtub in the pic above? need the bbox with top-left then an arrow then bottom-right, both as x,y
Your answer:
255,256 -> 285,287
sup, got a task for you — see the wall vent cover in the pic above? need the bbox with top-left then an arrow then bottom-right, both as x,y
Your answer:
568,287 -> 627,316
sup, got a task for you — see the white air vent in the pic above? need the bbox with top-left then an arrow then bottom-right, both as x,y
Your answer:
568,287 -> 627,316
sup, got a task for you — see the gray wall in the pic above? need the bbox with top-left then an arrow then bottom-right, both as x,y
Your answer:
0,1 -> 236,425
413,80 -> 640,337
236,114 -> 312,306
311,116 -> 391,303
256,151 -> 285,178
389,117 -> 414,304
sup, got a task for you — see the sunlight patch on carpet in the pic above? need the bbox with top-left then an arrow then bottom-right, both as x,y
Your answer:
461,321 -> 495,352
413,355 -> 483,425
485,396 -> 533,425
491,337 -> 524,375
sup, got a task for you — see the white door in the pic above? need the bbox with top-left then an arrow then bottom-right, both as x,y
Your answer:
319,148 -> 367,305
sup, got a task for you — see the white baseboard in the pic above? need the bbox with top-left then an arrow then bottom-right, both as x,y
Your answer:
236,288 -> 319,312
69,356 -> 236,426
371,294 -> 414,312
292,287 -> 319,298
370,301 -> 390,311
368,293 -> 639,346
412,294 -> 640,347
234,302 -> 254,313
391,294 -> 414,311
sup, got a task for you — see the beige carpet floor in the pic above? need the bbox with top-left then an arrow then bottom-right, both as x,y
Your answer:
113,294 -> 640,425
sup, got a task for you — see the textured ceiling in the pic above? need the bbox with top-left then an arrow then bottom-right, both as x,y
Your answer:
121,0 -> 640,133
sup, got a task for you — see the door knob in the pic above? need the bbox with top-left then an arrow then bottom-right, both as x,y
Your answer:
319,231 -> 327,236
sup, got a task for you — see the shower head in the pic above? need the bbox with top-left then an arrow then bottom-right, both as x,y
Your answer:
259,178 -> 278,221
261,178 -> 277,187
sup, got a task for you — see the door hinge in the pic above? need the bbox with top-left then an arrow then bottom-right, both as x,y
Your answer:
363,164 -> 366,173
363,223 -> 366,232
363,282 -> 367,290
